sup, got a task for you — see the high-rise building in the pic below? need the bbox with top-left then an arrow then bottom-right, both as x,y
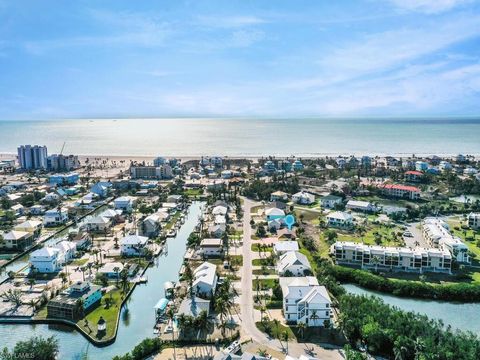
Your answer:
47,154 -> 80,171
17,145 -> 48,170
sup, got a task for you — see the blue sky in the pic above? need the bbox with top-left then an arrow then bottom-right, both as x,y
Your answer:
0,0 -> 479,119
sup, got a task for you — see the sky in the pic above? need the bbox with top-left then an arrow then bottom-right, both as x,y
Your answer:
0,0 -> 479,119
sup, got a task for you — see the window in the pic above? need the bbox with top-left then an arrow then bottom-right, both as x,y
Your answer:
326,311 -> 329,316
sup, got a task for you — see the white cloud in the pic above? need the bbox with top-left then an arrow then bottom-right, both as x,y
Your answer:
388,0 -> 474,14
195,15 -> 267,28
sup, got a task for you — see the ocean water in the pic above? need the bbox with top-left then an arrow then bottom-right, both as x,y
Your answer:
1,118 -> 480,157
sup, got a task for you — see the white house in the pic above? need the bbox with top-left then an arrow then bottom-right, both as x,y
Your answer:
326,211 -> 353,228
292,191 -> 315,205
43,208 -> 69,227
114,196 -> 135,212
273,241 -> 299,255
14,220 -> 43,236
199,238 -> 223,257
192,261 -> 218,298
468,213 -> 480,230
320,195 -> 343,209
208,224 -> 226,238
1,230 -> 33,251
85,216 -> 111,232
142,214 -> 161,238
120,235 -> 149,256
98,262 -> 124,278
346,200 -> 377,213
270,191 -> 288,202
212,205 -> 228,216
30,247 -> 61,273
214,215 -> 226,225
280,276 -> 331,327
277,251 -> 312,276
54,241 -> 77,264
265,207 -> 285,221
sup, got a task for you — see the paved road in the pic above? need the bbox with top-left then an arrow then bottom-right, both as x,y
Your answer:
239,197 -> 344,360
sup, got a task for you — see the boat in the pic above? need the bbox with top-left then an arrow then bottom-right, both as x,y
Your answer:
164,281 -> 175,299
134,276 -> 148,284
167,229 -> 177,237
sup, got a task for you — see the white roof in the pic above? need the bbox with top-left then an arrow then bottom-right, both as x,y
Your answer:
212,205 -> 228,215
279,276 -> 319,299
274,241 -> 299,252
115,196 -> 133,203
54,241 -> 76,252
100,209 -> 120,218
327,211 -> 353,221
200,238 -> 223,247
87,216 -> 110,224
277,251 -> 311,272
193,262 -> 217,288
3,230 -> 30,240
121,235 -> 148,246
265,208 -> 285,217
14,220 -> 42,229
214,215 -> 226,224
99,262 -> 124,274
30,247 -> 60,258
346,200 -> 372,208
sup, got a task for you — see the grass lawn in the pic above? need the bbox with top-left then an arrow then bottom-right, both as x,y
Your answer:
253,268 -> 276,275
184,189 -> 203,197
336,223 -> 403,247
164,211 -> 181,230
230,255 -> 243,266
253,278 -> 279,290
256,321 -> 296,340
252,258 -> 275,266
251,243 -> 273,252
70,258 -> 89,266
78,289 -> 123,341
294,208 -> 321,222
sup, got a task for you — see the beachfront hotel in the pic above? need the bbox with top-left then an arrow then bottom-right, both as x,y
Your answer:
331,241 -> 452,273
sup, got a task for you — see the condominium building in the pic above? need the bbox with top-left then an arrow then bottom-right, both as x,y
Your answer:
331,241 -> 452,273
381,184 -> 421,200
130,165 -> 173,179
422,218 -> 470,263
468,213 -> 480,230
17,145 -> 48,170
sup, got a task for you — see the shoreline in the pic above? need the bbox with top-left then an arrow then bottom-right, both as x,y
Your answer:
2,152 -> 479,161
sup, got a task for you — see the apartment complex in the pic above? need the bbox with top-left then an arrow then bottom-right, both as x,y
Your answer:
331,241 -> 452,273
422,218 -> 470,263
130,165 -> 173,179
17,145 -> 48,170
381,184 -> 421,200
468,213 -> 480,230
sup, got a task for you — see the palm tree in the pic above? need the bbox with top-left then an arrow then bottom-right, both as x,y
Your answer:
119,269 -> 129,294
214,298 -> 229,337
297,321 -> 307,340
59,272 -> 68,289
371,255 -> 381,272
272,319 -> 282,348
195,310 -> 210,339
282,330 -> 289,354
310,310 -> 320,327
113,266 -> 120,286
166,308 -> 177,359
27,278 -> 36,290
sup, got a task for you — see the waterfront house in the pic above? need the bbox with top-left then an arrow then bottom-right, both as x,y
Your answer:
331,241 -> 452,273
142,214 -> 161,238
277,251 -> 312,276
1,230 -> 33,251
167,194 -> 183,203
192,261 -> 218,298
98,262 -> 124,278
208,224 -> 226,238
177,297 -> 210,318
54,241 -> 77,264
120,235 -> 149,256
30,247 -> 61,273
326,211 -> 353,229
468,213 -> 480,230
114,196 -> 135,212
280,276 -> 331,327
14,219 -> 42,236
270,190 -> 288,202
90,182 -> 112,198
214,215 -> 226,225
10,204 -> 24,217
267,200 -> 287,211
320,195 -> 343,209
47,281 -> 102,320
292,191 -> 315,205
273,241 -> 299,255
268,218 -> 283,231
199,238 -> 223,257
346,200 -> 377,213
212,205 -> 228,216
85,216 -> 111,233
43,208 -> 69,227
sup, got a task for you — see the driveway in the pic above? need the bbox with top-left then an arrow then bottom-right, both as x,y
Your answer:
240,197 -> 344,360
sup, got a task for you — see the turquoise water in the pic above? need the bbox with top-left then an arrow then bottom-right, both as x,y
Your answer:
344,284 -> 480,334
0,201 -> 204,359
1,118 -> 480,157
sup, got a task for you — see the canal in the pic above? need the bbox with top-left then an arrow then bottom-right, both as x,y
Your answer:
344,284 -> 480,334
0,201 -> 205,359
